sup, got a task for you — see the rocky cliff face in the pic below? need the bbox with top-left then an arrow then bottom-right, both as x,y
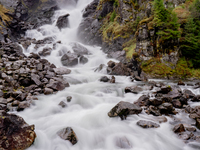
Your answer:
0,0 -> 58,42
78,0 -> 185,68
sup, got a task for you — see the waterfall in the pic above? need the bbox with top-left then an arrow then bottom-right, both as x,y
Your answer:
15,0 -> 199,150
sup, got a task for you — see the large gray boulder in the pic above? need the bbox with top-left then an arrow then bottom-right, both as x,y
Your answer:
56,14 -> 70,30
61,53 -> 78,66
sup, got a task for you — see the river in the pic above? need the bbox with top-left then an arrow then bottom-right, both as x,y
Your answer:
15,0 -> 200,150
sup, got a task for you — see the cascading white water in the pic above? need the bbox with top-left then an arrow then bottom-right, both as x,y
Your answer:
16,1 -> 199,150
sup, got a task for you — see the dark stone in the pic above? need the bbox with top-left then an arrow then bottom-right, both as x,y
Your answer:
192,95 -> 200,102
172,99 -> 182,108
57,127 -> 78,145
134,95 -> 150,107
46,81 -> 68,91
61,53 -> 78,66
109,62 -> 131,76
0,112 -> 36,150
79,56 -> 88,64
173,124 -> 185,133
44,88 -> 53,95
125,86 -> 143,94
148,105 -> 161,116
196,119 -> 200,130
109,76 -> 115,83
38,47 -> 52,56
31,73 -> 41,86
67,96 -> 72,102
149,98 -> 163,106
157,85 -> 172,94
158,103 -> 173,114
163,86 -> 182,99
178,80 -> 185,86
107,51 -> 126,62
56,14 -> 70,29
58,101 -> 67,108
108,101 -> 142,119
28,52 -> 40,59
179,96 -> 188,105
137,120 -> 160,128
17,101 -> 31,111
107,60 -> 116,68
100,76 -> 110,82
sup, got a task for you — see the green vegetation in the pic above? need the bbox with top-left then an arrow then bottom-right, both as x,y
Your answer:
0,5 -> 12,28
180,0 -> 200,68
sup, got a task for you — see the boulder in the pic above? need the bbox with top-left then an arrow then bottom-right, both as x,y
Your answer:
109,62 -> 131,76
61,53 -> 78,66
0,112 -> 36,150
108,101 -> 142,119
134,95 -> 150,107
57,127 -> 78,145
149,98 -> 163,106
46,80 -> 69,91
100,76 -> 110,82
183,89 -> 195,98
125,86 -> 143,94
56,14 -> 70,29
38,47 -> 52,56
158,103 -> 173,114
172,99 -> 182,108
137,120 -> 160,128
163,85 -> 182,99
157,85 -> 172,94
53,67 -> 71,75
71,42 -> 89,55
147,105 -> 161,116
79,56 -> 88,64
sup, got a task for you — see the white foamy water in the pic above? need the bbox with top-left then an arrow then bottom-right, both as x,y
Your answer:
16,1 -> 200,150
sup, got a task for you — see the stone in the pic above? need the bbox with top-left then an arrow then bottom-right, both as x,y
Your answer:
58,101 -> 67,108
17,101 -> 31,111
192,95 -> 200,102
108,101 -> 142,119
56,14 -> 70,29
158,103 -> 173,114
178,80 -> 185,86
0,112 -> 36,150
44,88 -> 53,95
149,98 -> 163,106
107,60 -> 116,68
173,124 -> 185,133
109,62 -> 131,76
79,56 -> 88,64
157,85 -> 172,94
137,120 -> 160,128
100,76 -> 110,82
46,81 -> 68,91
196,118 -> 200,130
134,95 -> 150,107
67,96 -> 72,102
109,76 -> 115,83
57,127 -> 78,145
38,47 -> 52,56
61,53 -> 78,66
163,86 -> 182,99
71,42 -> 89,55
148,105 -> 161,116
31,73 -> 41,86
125,86 -> 143,94
115,137 -> 132,149
183,89 -> 195,98
172,99 -> 182,108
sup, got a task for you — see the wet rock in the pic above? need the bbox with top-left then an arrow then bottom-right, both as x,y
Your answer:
44,88 -> 53,95
107,60 -> 116,68
108,101 -> 142,119
71,42 -> 89,55
156,116 -> 168,123
163,85 -> 182,99
67,96 -> 72,102
38,47 -> 52,56
125,86 -> 143,94
147,105 -> 161,116
17,101 -> 31,111
183,89 -> 195,98
149,98 -> 163,106
58,101 -> 67,108
137,120 -> 160,128
95,64 -> 107,72
0,112 -> 36,150
79,55 -> 88,64
107,51 -> 126,62
109,62 -> 131,76
100,76 -> 110,82
115,137 -> 132,149
53,67 -> 71,75
179,96 -> 188,105
61,53 -> 78,66
56,14 -> 70,29
184,124 -> 196,132
173,124 -> 185,133
109,76 -> 115,83
157,85 -> 172,94
57,127 -> 78,145
172,99 -> 182,108
134,95 -> 150,107
46,80 -> 69,91
31,73 -> 41,86
178,132 -> 193,140
158,103 -> 173,114
196,119 -> 200,129
178,80 -> 185,86
192,95 -> 200,102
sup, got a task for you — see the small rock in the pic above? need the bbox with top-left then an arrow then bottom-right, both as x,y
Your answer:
172,99 -> 182,108
178,80 -> 185,86
125,86 -> 143,94
134,95 -> 150,107
157,85 -> 172,94
79,56 -> 88,64
158,103 -> 173,114
109,76 -> 115,83
137,120 -> 160,128
149,98 -> 163,106
196,118 -> 200,129
100,76 -> 110,82
67,96 -> 72,102
183,89 -> 195,98
17,101 -> 31,111
58,101 -> 67,108
173,124 -> 185,133
192,95 -> 200,102
57,127 -> 78,145
44,88 -> 53,95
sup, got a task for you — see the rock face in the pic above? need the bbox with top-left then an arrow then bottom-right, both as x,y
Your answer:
56,14 -> 70,29
57,127 -> 78,145
0,112 -> 36,150
108,101 -> 142,120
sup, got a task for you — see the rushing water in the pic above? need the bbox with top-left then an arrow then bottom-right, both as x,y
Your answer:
16,1 -> 200,150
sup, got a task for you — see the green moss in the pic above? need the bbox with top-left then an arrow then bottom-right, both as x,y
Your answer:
110,11 -> 116,22
123,38 -> 136,59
